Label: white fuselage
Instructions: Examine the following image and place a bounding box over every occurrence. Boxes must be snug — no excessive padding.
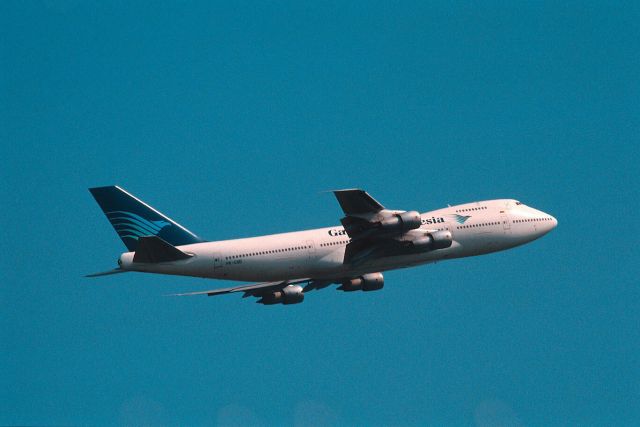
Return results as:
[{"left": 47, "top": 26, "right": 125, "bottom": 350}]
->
[{"left": 119, "top": 199, "right": 557, "bottom": 282}]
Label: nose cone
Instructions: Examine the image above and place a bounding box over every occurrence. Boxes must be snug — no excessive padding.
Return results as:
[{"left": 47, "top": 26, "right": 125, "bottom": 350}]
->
[
  {"left": 529, "top": 207, "right": 557, "bottom": 234},
  {"left": 543, "top": 213, "right": 558, "bottom": 234}
]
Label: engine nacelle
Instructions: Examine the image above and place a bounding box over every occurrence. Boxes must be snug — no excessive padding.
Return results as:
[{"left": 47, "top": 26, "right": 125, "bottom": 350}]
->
[
  {"left": 430, "top": 230, "right": 453, "bottom": 249},
  {"left": 257, "top": 285, "right": 305, "bottom": 305},
  {"left": 338, "top": 272, "right": 384, "bottom": 292},
  {"left": 411, "top": 230, "right": 453, "bottom": 251},
  {"left": 379, "top": 211, "right": 422, "bottom": 233}
]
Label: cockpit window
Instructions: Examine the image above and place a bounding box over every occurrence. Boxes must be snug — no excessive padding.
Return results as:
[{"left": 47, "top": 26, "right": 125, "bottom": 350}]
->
[{"left": 515, "top": 201, "right": 522, "bottom": 205}]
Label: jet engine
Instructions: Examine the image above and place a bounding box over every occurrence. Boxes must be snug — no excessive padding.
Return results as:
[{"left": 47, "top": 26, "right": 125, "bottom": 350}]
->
[
  {"left": 379, "top": 211, "right": 422, "bottom": 233},
  {"left": 338, "top": 272, "right": 384, "bottom": 292},
  {"left": 257, "top": 285, "right": 304, "bottom": 305},
  {"left": 411, "top": 230, "right": 453, "bottom": 251}
]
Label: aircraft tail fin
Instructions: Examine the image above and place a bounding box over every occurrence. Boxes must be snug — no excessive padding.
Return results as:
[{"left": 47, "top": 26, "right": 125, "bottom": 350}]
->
[{"left": 89, "top": 185, "right": 204, "bottom": 251}]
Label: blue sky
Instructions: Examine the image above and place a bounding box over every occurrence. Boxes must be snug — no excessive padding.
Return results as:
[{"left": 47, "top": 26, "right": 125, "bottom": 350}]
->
[{"left": 2, "top": 1, "right": 638, "bottom": 425}]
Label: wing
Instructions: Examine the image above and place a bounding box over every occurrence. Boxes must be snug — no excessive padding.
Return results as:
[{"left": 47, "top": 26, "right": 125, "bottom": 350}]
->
[
  {"left": 332, "top": 189, "right": 385, "bottom": 217},
  {"left": 332, "top": 189, "right": 426, "bottom": 263},
  {"left": 169, "top": 278, "right": 313, "bottom": 298},
  {"left": 332, "top": 189, "right": 422, "bottom": 238}
]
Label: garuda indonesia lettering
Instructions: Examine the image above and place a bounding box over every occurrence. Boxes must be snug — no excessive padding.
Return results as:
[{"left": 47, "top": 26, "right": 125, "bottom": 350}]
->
[
  {"left": 422, "top": 217, "right": 446, "bottom": 224},
  {"left": 87, "top": 186, "right": 557, "bottom": 305}
]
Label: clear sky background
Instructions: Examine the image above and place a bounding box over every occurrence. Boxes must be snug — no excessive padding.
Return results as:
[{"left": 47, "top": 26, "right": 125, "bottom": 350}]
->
[{"left": 2, "top": 1, "right": 638, "bottom": 425}]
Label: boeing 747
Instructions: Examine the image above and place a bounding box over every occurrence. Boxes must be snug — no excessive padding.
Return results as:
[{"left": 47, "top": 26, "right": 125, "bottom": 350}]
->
[{"left": 87, "top": 186, "right": 557, "bottom": 305}]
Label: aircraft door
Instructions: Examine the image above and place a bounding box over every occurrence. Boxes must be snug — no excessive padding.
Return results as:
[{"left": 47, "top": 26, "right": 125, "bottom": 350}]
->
[
  {"left": 213, "top": 253, "right": 225, "bottom": 275},
  {"left": 501, "top": 214, "right": 511, "bottom": 232},
  {"left": 306, "top": 240, "right": 315, "bottom": 259}
]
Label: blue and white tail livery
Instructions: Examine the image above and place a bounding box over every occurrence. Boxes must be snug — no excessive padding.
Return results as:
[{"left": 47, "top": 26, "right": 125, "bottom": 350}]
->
[
  {"left": 87, "top": 186, "right": 557, "bottom": 306},
  {"left": 105, "top": 211, "right": 169, "bottom": 241},
  {"left": 89, "top": 186, "right": 203, "bottom": 251}
]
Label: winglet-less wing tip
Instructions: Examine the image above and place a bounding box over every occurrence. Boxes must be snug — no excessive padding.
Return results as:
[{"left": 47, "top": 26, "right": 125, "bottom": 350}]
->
[
  {"left": 164, "top": 290, "right": 218, "bottom": 297},
  {"left": 325, "top": 188, "right": 362, "bottom": 193}
]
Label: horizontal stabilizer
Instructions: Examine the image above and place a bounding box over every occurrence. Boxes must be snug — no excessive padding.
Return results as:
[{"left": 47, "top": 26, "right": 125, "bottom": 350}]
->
[
  {"left": 133, "top": 236, "right": 193, "bottom": 263},
  {"left": 85, "top": 268, "right": 128, "bottom": 278}
]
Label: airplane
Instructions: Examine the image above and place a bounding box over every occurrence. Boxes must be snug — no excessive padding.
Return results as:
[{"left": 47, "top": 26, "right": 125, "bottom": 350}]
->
[{"left": 87, "top": 186, "right": 557, "bottom": 305}]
